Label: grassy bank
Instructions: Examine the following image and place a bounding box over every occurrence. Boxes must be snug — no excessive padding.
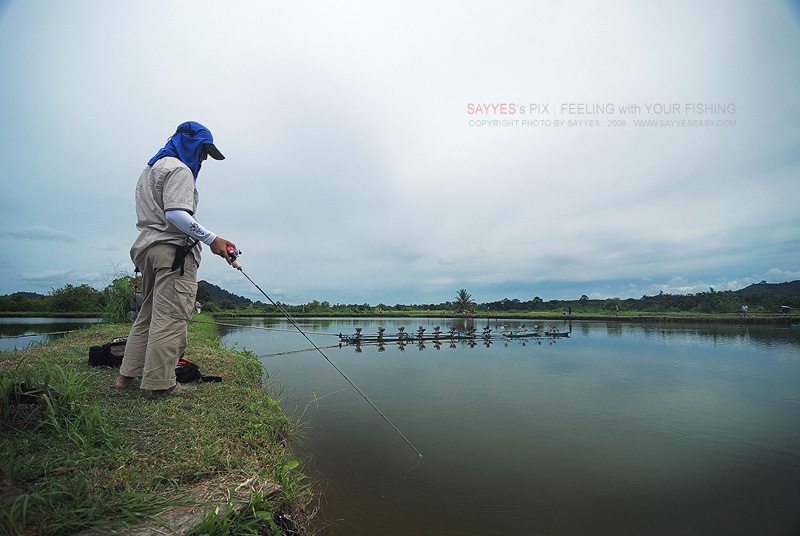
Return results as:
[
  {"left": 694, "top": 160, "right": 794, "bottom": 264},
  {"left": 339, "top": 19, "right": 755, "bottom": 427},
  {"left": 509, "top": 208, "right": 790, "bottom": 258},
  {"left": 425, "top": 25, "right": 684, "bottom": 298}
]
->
[{"left": 0, "top": 315, "right": 312, "bottom": 535}]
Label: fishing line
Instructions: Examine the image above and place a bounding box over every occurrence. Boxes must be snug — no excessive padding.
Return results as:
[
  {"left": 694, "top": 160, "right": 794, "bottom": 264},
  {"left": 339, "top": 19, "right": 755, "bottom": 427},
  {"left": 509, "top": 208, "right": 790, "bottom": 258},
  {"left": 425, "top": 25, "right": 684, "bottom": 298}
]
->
[
  {"left": 258, "top": 345, "right": 341, "bottom": 358},
  {"left": 191, "top": 319, "right": 339, "bottom": 337},
  {"left": 0, "top": 330, "right": 81, "bottom": 339},
  {"left": 301, "top": 387, "right": 351, "bottom": 419},
  {"left": 228, "top": 255, "right": 423, "bottom": 460}
]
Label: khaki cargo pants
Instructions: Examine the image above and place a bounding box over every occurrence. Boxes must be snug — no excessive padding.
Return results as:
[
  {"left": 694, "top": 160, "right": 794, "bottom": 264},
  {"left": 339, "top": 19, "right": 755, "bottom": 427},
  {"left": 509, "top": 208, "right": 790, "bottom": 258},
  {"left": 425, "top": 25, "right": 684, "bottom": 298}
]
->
[{"left": 120, "top": 243, "right": 197, "bottom": 391}]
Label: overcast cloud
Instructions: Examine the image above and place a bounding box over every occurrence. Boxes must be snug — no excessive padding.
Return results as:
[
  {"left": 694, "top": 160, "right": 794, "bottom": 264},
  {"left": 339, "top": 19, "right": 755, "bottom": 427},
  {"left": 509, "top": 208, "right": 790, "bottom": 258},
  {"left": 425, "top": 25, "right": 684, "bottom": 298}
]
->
[{"left": 1, "top": 1, "right": 798, "bottom": 305}]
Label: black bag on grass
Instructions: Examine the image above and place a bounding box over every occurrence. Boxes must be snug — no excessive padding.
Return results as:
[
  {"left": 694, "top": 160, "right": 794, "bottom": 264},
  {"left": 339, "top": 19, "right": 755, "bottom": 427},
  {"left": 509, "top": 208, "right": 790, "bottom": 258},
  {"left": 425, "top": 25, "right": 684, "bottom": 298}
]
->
[
  {"left": 88, "top": 337, "right": 127, "bottom": 367},
  {"left": 88, "top": 339, "right": 222, "bottom": 383},
  {"left": 175, "top": 357, "right": 222, "bottom": 383}
]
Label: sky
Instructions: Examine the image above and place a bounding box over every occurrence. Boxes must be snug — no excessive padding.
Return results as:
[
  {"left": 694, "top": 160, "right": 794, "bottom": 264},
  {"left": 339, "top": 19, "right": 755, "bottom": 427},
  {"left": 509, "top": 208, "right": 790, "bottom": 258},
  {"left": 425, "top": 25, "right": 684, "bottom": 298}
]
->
[{"left": 1, "top": 0, "right": 799, "bottom": 306}]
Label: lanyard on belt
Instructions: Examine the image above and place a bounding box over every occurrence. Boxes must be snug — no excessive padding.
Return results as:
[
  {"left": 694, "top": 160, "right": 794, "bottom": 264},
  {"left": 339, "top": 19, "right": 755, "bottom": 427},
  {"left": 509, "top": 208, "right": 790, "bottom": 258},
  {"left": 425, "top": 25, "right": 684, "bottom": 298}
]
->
[{"left": 171, "top": 239, "right": 199, "bottom": 276}]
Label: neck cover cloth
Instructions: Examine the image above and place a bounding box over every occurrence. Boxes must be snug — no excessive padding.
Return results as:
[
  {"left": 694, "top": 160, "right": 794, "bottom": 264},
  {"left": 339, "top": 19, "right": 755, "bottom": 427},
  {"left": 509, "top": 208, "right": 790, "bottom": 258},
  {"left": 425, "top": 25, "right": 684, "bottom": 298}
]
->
[{"left": 148, "top": 121, "right": 225, "bottom": 180}]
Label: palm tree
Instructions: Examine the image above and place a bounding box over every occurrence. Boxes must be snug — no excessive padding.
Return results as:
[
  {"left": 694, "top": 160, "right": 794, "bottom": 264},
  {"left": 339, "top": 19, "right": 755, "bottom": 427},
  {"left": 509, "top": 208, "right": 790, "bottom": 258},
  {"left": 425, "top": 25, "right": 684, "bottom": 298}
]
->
[{"left": 454, "top": 289, "right": 476, "bottom": 314}]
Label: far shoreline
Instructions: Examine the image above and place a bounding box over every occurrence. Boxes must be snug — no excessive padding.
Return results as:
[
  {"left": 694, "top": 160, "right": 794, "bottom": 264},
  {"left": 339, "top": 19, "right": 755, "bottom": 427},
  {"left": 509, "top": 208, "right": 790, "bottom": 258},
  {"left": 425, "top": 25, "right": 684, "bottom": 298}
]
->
[
  {"left": 211, "top": 312, "right": 800, "bottom": 325},
  {"left": 1, "top": 311, "right": 797, "bottom": 325}
]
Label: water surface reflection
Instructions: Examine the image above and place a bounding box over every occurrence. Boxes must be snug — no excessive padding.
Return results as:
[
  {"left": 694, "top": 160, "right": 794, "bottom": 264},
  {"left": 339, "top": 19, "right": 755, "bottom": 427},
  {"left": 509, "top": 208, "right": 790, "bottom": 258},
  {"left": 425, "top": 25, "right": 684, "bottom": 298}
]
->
[
  {"left": 0, "top": 317, "right": 101, "bottom": 352},
  {"left": 220, "top": 318, "right": 800, "bottom": 536}
]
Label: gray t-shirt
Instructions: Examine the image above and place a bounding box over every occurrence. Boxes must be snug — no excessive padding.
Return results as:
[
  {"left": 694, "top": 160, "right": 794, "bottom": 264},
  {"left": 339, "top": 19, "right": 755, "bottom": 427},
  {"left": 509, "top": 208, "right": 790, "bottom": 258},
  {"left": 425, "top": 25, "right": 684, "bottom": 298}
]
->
[{"left": 130, "top": 157, "right": 202, "bottom": 266}]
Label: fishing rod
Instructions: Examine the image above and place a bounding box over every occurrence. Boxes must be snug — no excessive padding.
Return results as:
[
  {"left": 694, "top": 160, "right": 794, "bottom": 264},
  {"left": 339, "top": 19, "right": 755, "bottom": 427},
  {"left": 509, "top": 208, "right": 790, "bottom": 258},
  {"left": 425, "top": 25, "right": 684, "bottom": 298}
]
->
[{"left": 225, "top": 247, "right": 422, "bottom": 459}]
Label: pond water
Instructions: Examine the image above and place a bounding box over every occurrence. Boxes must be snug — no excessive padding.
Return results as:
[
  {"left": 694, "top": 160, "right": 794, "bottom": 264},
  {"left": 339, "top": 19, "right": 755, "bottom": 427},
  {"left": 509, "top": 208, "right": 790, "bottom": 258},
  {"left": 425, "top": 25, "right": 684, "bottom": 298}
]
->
[
  {"left": 0, "top": 317, "right": 101, "bottom": 352},
  {"left": 219, "top": 317, "right": 800, "bottom": 536}
]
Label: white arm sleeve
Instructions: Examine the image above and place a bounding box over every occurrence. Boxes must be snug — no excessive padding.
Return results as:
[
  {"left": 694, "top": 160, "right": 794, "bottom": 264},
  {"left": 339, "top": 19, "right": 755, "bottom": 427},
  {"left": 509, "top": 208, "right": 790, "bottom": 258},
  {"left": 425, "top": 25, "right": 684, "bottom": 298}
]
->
[{"left": 165, "top": 209, "right": 218, "bottom": 246}]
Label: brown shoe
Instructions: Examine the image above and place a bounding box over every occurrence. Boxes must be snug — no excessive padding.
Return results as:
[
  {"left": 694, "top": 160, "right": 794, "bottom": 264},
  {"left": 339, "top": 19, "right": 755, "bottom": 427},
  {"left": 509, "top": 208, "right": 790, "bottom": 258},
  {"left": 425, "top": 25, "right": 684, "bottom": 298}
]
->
[
  {"left": 148, "top": 382, "right": 194, "bottom": 399},
  {"left": 114, "top": 375, "right": 135, "bottom": 389}
]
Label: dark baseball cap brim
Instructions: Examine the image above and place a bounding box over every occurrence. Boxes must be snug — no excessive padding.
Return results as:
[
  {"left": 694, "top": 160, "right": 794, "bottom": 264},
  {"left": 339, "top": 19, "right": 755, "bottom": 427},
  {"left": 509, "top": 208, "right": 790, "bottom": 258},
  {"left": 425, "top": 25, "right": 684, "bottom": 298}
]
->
[{"left": 204, "top": 143, "right": 225, "bottom": 160}]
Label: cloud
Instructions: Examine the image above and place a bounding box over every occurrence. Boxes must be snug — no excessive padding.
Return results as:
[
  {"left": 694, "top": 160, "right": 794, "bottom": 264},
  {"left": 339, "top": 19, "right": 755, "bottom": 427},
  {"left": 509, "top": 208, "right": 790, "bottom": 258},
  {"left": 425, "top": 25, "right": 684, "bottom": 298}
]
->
[
  {"left": 5, "top": 226, "right": 74, "bottom": 242},
  {"left": 14, "top": 270, "right": 108, "bottom": 295},
  {"left": 19, "top": 269, "right": 74, "bottom": 283},
  {"left": 0, "top": 0, "right": 798, "bottom": 302},
  {"left": 762, "top": 268, "right": 800, "bottom": 283}
]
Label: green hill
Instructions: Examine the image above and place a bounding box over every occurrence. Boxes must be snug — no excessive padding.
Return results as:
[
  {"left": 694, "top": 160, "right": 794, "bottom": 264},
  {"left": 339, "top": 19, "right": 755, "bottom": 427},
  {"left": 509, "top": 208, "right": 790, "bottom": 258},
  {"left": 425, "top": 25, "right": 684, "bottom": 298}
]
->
[
  {"left": 197, "top": 280, "right": 253, "bottom": 306},
  {"left": 740, "top": 280, "right": 800, "bottom": 297}
]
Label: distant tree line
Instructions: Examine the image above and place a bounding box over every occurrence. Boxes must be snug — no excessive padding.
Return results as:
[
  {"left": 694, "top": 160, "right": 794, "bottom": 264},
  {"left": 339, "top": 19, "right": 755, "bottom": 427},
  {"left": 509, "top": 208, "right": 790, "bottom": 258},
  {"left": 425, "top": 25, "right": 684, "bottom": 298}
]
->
[
  {"left": 161, "top": 282, "right": 800, "bottom": 316},
  {"left": 1, "top": 279, "right": 798, "bottom": 318},
  {"left": 480, "top": 288, "right": 800, "bottom": 315},
  {"left": 0, "top": 277, "right": 135, "bottom": 322}
]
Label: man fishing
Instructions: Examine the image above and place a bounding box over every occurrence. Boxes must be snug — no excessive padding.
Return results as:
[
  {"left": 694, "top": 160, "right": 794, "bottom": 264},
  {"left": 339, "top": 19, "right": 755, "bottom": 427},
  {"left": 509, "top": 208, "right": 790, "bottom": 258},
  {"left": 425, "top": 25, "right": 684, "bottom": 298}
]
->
[{"left": 115, "top": 121, "right": 237, "bottom": 398}]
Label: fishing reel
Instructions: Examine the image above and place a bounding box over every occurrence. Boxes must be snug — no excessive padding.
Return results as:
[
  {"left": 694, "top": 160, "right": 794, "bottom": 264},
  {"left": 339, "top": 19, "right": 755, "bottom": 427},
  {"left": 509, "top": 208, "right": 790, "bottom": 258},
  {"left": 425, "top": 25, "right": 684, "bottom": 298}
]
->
[{"left": 226, "top": 245, "right": 241, "bottom": 262}]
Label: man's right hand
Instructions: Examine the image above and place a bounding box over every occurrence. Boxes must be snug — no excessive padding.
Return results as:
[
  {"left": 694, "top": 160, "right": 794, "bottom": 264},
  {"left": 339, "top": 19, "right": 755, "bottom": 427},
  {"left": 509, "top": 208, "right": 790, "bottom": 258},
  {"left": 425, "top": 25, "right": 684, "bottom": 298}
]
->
[{"left": 210, "top": 236, "right": 237, "bottom": 264}]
